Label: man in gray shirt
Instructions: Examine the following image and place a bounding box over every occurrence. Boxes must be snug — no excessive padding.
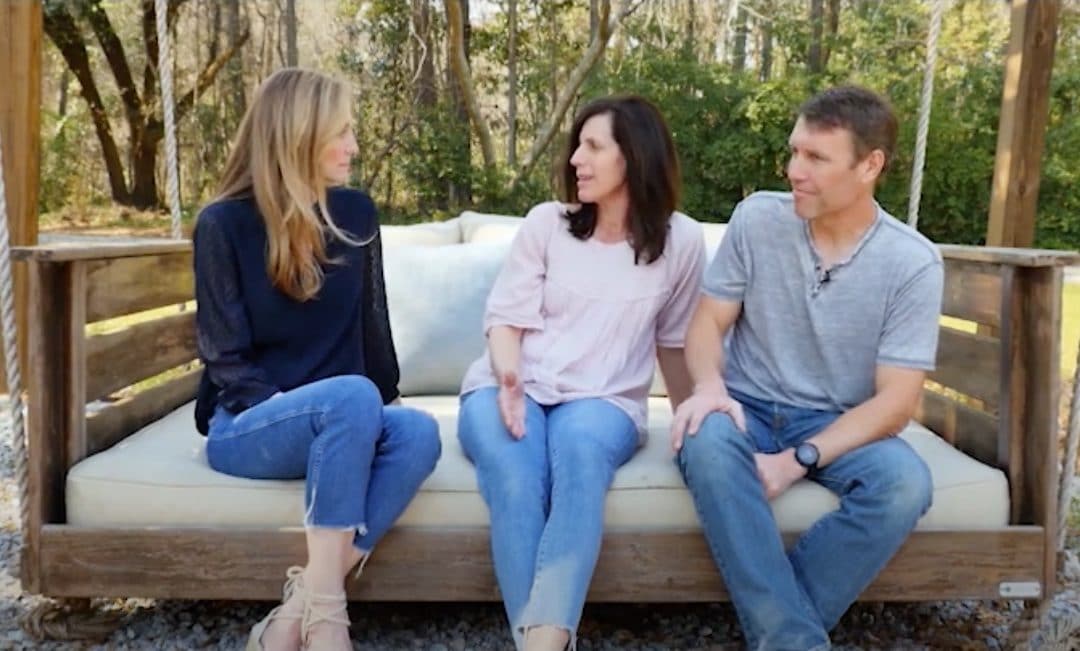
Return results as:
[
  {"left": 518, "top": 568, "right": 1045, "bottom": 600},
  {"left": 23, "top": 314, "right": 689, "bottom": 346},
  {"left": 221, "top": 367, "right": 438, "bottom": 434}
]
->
[{"left": 672, "top": 86, "right": 943, "bottom": 651}]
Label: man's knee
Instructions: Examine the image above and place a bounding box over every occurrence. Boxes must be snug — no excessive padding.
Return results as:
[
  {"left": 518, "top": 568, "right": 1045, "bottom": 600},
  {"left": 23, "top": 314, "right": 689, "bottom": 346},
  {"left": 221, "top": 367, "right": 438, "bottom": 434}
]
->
[
  {"left": 677, "top": 412, "right": 752, "bottom": 485},
  {"left": 866, "top": 441, "right": 934, "bottom": 519}
]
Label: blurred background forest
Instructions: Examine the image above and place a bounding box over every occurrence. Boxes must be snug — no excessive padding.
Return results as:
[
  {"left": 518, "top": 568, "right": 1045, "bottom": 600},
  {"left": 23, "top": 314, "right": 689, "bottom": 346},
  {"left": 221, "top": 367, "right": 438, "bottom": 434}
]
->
[{"left": 36, "top": 0, "right": 1080, "bottom": 249}]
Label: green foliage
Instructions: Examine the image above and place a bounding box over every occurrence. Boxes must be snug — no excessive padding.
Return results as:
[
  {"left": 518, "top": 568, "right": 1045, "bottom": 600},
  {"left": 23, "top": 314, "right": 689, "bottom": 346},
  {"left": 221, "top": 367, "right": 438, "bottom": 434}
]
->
[
  {"left": 39, "top": 107, "right": 106, "bottom": 214},
  {"left": 35, "top": 0, "right": 1080, "bottom": 251}
]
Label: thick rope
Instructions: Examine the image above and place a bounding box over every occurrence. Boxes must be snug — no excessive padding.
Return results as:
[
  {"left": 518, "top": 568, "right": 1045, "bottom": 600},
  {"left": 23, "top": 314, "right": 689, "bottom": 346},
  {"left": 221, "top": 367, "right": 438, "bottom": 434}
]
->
[
  {"left": 1059, "top": 348, "right": 1080, "bottom": 553},
  {"left": 21, "top": 599, "right": 122, "bottom": 642},
  {"left": 155, "top": 0, "right": 183, "bottom": 239},
  {"left": 907, "top": 0, "right": 946, "bottom": 229},
  {"left": 0, "top": 129, "right": 29, "bottom": 540}
]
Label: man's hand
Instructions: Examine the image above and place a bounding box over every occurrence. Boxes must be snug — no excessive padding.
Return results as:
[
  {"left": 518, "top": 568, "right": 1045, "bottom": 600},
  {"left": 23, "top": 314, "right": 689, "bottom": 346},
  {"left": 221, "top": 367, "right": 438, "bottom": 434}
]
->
[
  {"left": 754, "top": 449, "right": 807, "bottom": 500},
  {"left": 497, "top": 370, "right": 526, "bottom": 439},
  {"left": 670, "top": 384, "right": 747, "bottom": 452}
]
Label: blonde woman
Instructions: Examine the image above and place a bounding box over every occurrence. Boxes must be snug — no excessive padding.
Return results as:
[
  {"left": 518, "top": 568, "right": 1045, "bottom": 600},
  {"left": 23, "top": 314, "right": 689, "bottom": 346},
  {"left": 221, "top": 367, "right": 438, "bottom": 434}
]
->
[{"left": 193, "top": 68, "right": 441, "bottom": 651}]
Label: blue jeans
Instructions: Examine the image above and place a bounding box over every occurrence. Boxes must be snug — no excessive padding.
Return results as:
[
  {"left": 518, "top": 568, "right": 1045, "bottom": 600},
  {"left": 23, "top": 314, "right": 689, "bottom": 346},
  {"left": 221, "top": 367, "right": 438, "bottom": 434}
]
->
[
  {"left": 677, "top": 389, "right": 932, "bottom": 651},
  {"left": 458, "top": 387, "right": 638, "bottom": 650},
  {"left": 206, "top": 375, "right": 441, "bottom": 552}
]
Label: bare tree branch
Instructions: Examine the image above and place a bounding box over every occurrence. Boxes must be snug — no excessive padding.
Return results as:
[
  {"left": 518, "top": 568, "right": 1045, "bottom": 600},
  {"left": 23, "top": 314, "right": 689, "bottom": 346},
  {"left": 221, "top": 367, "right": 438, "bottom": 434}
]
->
[
  {"left": 80, "top": 0, "right": 141, "bottom": 124},
  {"left": 513, "top": 0, "right": 641, "bottom": 185},
  {"left": 42, "top": 2, "right": 129, "bottom": 202},
  {"left": 444, "top": 0, "right": 496, "bottom": 170},
  {"left": 173, "top": 29, "right": 251, "bottom": 120}
]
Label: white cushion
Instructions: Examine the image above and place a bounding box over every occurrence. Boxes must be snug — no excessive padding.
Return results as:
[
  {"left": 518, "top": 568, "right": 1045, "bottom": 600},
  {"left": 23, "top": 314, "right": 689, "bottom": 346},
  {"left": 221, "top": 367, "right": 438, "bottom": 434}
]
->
[
  {"left": 382, "top": 242, "right": 510, "bottom": 395},
  {"left": 458, "top": 211, "right": 523, "bottom": 244},
  {"left": 701, "top": 222, "right": 727, "bottom": 264},
  {"left": 380, "top": 221, "right": 462, "bottom": 247},
  {"left": 67, "top": 398, "right": 1010, "bottom": 532}
]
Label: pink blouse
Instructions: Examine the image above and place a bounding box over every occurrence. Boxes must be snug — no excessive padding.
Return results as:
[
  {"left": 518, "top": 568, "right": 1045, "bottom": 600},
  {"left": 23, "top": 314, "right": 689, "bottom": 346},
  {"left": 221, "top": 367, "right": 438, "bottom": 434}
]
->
[{"left": 460, "top": 201, "right": 706, "bottom": 435}]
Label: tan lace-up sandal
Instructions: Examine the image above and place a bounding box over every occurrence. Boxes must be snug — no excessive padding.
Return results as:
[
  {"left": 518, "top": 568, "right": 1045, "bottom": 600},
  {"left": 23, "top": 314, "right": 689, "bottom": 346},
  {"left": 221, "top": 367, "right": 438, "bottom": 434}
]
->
[
  {"left": 300, "top": 588, "right": 350, "bottom": 650},
  {"left": 246, "top": 565, "right": 306, "bottom": 651}
]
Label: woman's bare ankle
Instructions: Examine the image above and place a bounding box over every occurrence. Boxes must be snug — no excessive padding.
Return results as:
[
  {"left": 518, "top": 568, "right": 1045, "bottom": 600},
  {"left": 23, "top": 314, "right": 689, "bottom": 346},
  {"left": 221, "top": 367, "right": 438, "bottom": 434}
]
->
[
  {"left": 304, "top": 620, "right": 351, "bottom": 650},
  {"left": 260, "top": 616, "right": 301, "bottom": 651},
  {"left": 523, "top": 625, "right": 570, "bottom": 651}
]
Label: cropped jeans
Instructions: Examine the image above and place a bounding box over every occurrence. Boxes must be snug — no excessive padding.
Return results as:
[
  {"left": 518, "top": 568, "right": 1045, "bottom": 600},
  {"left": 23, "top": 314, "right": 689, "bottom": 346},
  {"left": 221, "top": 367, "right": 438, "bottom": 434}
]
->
[
  {"left": 458, "top": 387, "right": 638, "bottom": 650},
  {"left": 206, "top": 375, "right": 441, "bottom": 552},
  {"left": 677, "top": 388, "right": 933, "bottom": 651}
]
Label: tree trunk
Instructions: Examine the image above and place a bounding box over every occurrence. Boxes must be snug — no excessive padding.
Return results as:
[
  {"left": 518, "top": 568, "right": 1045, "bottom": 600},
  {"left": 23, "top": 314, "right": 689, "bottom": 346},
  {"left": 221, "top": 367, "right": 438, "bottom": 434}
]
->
[
  {"left": 43, "top": 3, "right": 130, "bottom": 203},
  {"left": 507, "top": 0, "right": 518, "bottom": 168},
  {"left": 684, "top": 0, "right": 697, "bottom": 60},
  {"left": 130, "top": 121, "right": 160, "bottom": 209},
  {"left": 226, "top": 0, "right": 245, "bottom": 121},
  {"left": 808, "top": 0, "right": 824, "bottom": 73},
  {"left": 58, "top": 68, "right": 70, "bottom": 116},
  {"left": 590, "top": 0, "right": 599, "bottom": 42},
  {"left": 514, "top": 0, "right": 640, "bottom": 186},
  {"left": 413, "top": 0, "right": 437, "bottom": 107},
  {"left": 760, "top": 11, "right": 773, "bottom": 81},
  {"left": 285, "top": 0, "right": 297, "bottom": 66},
  {"left": 732, "top": 4, "right": 748, "bottom": 71},
  {"left": 823, "top": 0, "right": 840, "bottom": 70},
  {"left": 444, "top": 0, "right": 476, "bottom": 204},
  {"left": 46, "top": 0, "right": 244, "bottom": 208}
]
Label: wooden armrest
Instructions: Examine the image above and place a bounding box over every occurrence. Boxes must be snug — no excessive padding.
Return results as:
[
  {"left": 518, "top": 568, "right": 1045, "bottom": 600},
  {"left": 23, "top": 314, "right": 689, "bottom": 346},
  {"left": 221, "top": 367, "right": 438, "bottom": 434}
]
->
[
  {"left": 13, "top": 237, "right": 191, "bottom": 262},
  {"left": 939, "top": 244, "right": 1080, "bottom": 267}
]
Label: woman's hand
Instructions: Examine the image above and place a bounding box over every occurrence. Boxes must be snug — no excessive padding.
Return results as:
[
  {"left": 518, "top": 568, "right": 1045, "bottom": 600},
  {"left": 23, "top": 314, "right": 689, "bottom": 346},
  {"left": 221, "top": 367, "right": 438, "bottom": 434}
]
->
[{"left": 497, "top": 370, "right": 526, "bottom": 439}]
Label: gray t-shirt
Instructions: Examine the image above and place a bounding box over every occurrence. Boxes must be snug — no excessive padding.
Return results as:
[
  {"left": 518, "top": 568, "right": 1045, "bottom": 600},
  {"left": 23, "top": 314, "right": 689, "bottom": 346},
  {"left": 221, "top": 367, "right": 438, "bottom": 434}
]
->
[{"left": 703, "top": 191, "right": 944, "bottom": 412}]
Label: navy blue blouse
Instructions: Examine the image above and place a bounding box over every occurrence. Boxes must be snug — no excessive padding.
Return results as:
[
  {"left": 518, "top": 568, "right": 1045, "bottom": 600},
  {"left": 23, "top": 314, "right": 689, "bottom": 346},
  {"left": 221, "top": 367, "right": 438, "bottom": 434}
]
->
[{"left": 193, "top": 187, "right": 399, "bottom": 435}]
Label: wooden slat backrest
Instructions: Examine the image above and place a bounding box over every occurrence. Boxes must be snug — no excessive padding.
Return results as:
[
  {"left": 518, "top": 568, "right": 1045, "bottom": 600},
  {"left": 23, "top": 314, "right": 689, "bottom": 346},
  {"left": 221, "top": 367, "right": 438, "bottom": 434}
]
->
[
  {"left": 84, "top": 311, "right": 196, "bottom": 402},
  {"left": 84, "top": 252, "right": 192, "bottom": 322},
  {"left": 923, "top": 258, "right": 1004, "bottom": 471}
]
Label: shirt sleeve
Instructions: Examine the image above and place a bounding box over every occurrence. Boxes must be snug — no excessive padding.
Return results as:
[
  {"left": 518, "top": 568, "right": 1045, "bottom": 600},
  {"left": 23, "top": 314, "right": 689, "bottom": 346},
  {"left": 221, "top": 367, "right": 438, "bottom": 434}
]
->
[
  {"left": 702, "top": 201, "right": 751, "bottom": 302},
  {"left": 362, "top": 228, "right": 402, "bottom": 404},
  {"left": 877, "top": 260, "right": 945, "bottom": 370},
  {"left": 656, "top": 220, "right": 707, "bottom": 348},
  {"left": 482, "top": 203, "right": 556, "bottom": 333},
  {"left": 193, "top": 210, "right": 280, "bottom": 412}
]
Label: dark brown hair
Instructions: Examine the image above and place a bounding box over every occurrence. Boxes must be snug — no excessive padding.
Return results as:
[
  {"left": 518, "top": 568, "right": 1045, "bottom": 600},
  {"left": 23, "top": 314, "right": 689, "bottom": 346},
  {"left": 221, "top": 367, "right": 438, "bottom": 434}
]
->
[
  {"left": 560, "top": 95, "right": 681, "bottom": 264},
  {"left": 798, "top": 85, "right": 899, "bottom": 174}
]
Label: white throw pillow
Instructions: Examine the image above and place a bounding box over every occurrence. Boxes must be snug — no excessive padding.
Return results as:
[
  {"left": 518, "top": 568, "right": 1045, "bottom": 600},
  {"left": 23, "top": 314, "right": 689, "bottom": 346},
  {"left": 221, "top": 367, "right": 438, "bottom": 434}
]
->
[
  {"left": 380, "top": 220, "right": 462, "bottom": 247},
  {"left": 459, "top": 211, "right": 523, "bottom": 243},
  {"left": 383, "top": 241, "right": 510, "bottom": 395}
]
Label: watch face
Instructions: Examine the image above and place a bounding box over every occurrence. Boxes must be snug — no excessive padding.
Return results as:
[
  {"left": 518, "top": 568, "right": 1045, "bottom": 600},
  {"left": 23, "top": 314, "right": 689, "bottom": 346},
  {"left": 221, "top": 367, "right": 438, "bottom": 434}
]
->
[{"left": 796, "top": 443, "right": 819, "bottom": 467}]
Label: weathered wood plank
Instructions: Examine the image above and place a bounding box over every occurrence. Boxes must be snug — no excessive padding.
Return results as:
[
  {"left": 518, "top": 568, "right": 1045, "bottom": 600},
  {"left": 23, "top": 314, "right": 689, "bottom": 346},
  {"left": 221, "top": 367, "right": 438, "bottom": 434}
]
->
[
  {"left": 985, "top": 0, "right": 1060, "bottom": 249},
  {"left": 23, "top": 262, "right": 81, "bottom": 593},
  {"left": 65, "top": 263, "right": 88, "bottom": 470},
  {"left": 12, "top": 239, "right": 191, "bottom": 262},
  {"left": 85, "top": 252, "right": 193, "bottom": 322},
  {"left": 86, "top": 368, "right": 201, "bottom": 459},
  {"left": 941, "top": 259, "right": 1002, "bottom": 328},
  {"left": 85, "top": 311, "right": 197, "bottom": 402},
  {"left": 1017, "top": 266, "right": 1063, "bottom": 594},
  {"left": 939, "top": 245, "right": 1079, "bottom": 268},
  {"left": 36, "top": 527, "right": 1046, "bottom": 602},
  {"left": 917, "top": 391, "right": 998, "bottom": 468},
  {"left": 930, "top": 328, "right": 1000, "bottom": 409},
  {"left": 0, "top": 0, "right": 43, "bottom": 393}
]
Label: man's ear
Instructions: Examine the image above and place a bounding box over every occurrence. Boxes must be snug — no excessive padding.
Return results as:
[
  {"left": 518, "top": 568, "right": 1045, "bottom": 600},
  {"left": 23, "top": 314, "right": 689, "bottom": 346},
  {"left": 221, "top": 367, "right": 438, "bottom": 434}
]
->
[{"left": 859, "top": 149, "right": 886, "bottom": 184}]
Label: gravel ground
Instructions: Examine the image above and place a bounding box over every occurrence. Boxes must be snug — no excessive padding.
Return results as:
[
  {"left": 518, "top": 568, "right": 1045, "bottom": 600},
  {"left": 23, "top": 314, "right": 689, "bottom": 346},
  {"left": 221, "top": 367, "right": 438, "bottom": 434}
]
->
[{"left": 1, "top": 400, "right": 1078, "bottom": 650}]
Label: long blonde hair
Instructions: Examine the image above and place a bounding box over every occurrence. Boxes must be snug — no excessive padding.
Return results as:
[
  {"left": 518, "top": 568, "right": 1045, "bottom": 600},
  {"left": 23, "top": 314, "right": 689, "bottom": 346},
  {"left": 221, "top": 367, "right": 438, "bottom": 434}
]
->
[{"left": 215, "top": 68, "right": 366, "bottom": 301}]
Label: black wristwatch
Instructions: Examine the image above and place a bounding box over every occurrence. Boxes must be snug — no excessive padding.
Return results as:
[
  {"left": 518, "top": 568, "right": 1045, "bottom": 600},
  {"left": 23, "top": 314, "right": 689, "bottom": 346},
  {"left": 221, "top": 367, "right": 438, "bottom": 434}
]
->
[{"left": 794, "top": 442, "right": 820, "bottom": 473}]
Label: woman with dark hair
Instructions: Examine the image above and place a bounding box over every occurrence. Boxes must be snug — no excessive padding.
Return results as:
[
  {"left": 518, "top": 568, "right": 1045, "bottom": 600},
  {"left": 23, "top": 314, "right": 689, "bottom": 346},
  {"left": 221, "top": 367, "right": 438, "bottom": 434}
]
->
[{"left": 457, "top": 95, "right": 706, "bottom": 651}]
